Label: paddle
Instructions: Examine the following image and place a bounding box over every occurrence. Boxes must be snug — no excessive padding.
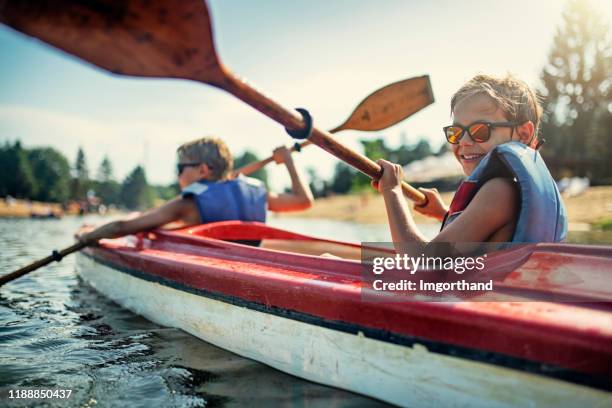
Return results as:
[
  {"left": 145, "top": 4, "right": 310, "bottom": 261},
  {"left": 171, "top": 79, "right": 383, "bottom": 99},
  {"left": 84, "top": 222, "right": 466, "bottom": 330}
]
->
[
  {"left": 0, "top": 0, "right": 429, "bottom": 204},
  {"left": 0, "top": 242, "right": 88, "bottom": 287},
  {"left": 232, "top": 75, "right": 434, "bottom": 177}
]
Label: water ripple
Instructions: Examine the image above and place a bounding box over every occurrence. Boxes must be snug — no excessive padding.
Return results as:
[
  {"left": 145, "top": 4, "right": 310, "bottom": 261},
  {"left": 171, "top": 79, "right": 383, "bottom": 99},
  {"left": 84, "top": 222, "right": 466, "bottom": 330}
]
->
[{"left": 0, "top": 216, "right": 386, "bottom": 407}]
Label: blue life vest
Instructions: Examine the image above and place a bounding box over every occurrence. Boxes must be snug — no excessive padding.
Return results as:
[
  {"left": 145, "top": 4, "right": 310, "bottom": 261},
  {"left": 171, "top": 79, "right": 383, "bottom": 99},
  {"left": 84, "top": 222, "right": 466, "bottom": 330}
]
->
[
  {"left": 181, "top": 175, "right": 267, "bottom": 223},
  {"left": 441, "top": 142, "right": 567, "bottom": 243}
]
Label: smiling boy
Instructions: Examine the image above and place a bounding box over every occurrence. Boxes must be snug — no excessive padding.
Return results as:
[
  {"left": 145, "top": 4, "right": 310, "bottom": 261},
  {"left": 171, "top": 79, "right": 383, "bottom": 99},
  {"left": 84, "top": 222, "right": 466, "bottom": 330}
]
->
[
  {"left": 78, "top": 137, "right": 313, "bottom": 243},
  {"left": 374, "top": 74, "right": 567, "bottom": 250}
]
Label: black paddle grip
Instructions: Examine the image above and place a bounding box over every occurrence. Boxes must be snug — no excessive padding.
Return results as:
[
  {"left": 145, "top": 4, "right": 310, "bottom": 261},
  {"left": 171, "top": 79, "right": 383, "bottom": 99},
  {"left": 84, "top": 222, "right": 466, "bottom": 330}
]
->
[{"left": 285, "top": 108, "right": 313, "bottom": 140}]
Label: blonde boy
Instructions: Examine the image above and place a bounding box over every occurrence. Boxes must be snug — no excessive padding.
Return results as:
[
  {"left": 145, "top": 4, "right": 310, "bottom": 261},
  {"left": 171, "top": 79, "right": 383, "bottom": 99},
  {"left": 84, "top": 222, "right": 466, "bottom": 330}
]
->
[
  {"left": 374, "top": 74, "right": 567, "bottom": 251},
  {"left": 79, "top": 137, "right": 313, "bottom": 243}
]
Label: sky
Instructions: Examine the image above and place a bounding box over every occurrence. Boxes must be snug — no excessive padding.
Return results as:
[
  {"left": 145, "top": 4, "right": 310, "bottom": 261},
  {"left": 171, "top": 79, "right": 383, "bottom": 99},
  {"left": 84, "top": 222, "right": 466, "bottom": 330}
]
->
[{"left": 1, "top": 0, "right": 611, "bottom": 191}]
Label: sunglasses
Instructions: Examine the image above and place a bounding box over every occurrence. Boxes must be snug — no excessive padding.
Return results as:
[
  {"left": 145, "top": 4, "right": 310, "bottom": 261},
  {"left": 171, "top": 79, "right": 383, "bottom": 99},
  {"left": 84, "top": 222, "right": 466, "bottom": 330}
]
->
[
  {"left": 176, "top": 162, "right": 200, "bottom": 175},
  {"left": 443, "top": 121, "right": 517, "bottom": 144}
]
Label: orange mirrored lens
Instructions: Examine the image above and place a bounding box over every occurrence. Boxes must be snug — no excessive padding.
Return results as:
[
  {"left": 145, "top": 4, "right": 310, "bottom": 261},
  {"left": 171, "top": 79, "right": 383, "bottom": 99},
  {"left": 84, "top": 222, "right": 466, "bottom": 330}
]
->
[
  {"left": 469, "top": 123, "right": 490, "bottom": 142},
  {"left": 445, "top": 126, "right": 463, "bottom": 143}
]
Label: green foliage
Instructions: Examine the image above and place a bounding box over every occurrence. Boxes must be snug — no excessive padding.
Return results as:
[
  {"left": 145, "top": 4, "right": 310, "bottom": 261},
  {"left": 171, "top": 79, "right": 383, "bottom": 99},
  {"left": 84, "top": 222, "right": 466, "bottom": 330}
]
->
[
  {"left": 349, "top": 139, "right": 393, "bottom": 191},
  {"left": 394, "top": 139, "right": 432, "bottom": 165},
  {"left": 93, "top": 156, "right": 120, "bottom": 205},
  {"left": 153, "top": 183, "right": 180, "bottom": 201},
  {"left": 329, "top": 137, "right": 434, "bottom": 194},
  {"left": 234, "top": 150, "right": 269, "bottom": 187},
  {"left": 26, "top": 147, "right": 71, "bottom": 203},
  {"left": 93, "top": 180, "right": 121, "bottom": 205},
  {"left": 97, "top": 156, "right": 114, "bottom": 182},
  {"left": 330, "top": 162, "right": 355, "bottom": 194},
  {"left": 592, "top": 218, "right": 612, "bottom": 231},
  {"left": 0, "top": 143, "right": 170, "bottom": 210},
  {"left": 539, "top": 0, "right": 612, "bottom": 184},
  {"left": 70, "top": 147, "right": 90, "bottom": 199},
  {"left": 306, "top": 167, "right": 329, "bottom": 198},
  {"left": 120, "top": 165, "right": 154, "bottom": 210},
  {"left": 0, "top": 141, "right": 36, "bottom": 199}
]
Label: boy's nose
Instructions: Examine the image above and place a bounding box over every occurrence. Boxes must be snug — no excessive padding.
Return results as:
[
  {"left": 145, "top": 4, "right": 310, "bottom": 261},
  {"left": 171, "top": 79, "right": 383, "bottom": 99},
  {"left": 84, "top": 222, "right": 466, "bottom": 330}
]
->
[{"left": 458, "top": 133, "right": 474, "bottom": 146}]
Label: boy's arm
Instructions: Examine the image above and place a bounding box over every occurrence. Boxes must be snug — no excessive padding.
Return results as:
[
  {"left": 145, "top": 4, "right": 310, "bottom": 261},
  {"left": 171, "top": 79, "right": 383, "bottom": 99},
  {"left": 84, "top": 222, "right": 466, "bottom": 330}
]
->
[
  {"left": 267, "top": 146, "right": 314, "bottom": 212},
  {"left": 376, "top": 159, "right": 517, "bottom": 252},
  {"left": 375, "top": 160, "right": 429, "bottom": 253},
  {"left": 433, "top": 177, "right": 518, "bottom": 243},
  {"left": 78, "top": 197, "right": 199, "bottom": 243}
]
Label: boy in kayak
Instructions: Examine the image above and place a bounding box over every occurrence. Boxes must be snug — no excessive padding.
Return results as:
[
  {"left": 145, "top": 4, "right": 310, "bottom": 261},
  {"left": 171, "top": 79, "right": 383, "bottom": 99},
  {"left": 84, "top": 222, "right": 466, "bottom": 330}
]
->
[
  {"left": 373, "top": 74, "right": 567, "bottom": 250},
  {"left": 78, "top": 137, "right": 313, "bottom": 243}
]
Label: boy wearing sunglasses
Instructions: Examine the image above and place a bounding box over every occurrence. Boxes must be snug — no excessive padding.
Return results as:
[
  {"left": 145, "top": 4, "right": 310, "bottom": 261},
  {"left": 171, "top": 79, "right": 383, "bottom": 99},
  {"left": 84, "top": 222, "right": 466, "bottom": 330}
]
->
[
  {"left": 78, "top": 137, "right": 313, "bottom": 243},
  {"left": 374, "top": 74, "right": 567, "bottom": 249}
]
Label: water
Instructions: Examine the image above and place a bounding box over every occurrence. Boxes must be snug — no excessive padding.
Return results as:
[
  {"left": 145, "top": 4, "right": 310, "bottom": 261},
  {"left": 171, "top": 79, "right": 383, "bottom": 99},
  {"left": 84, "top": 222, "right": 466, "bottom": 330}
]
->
[
  {"left": 0, "top": 216, "right": 388, "bottom": 407},
  {"left": 268, "top": 215, "right": 441, "bottom": 241},
  {"left": 1, "top": 216, "right": 608, "bottom": 407}
]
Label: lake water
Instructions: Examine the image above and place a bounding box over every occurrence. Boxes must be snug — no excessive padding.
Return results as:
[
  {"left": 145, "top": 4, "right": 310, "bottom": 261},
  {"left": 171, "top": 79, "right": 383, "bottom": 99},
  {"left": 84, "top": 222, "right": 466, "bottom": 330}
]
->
[
  {"left": 0, "top": 216, "right": 608, "bottom": 407},
  {"left": 1, "top": 216, "right": 395, "bottom": 407}
]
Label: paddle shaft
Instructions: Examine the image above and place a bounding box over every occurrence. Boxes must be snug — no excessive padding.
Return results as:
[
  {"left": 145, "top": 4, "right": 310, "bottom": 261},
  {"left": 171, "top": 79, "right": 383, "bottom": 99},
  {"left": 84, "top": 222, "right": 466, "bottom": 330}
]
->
[
  {"left": 0, "top": 241, "right": 88, "bottom": 287},
  {"left": 233, "top": 140, "right": 315, "bottom": 177},
  {"left": 211, "top": 71, "right": 427, "bottom": 204}
]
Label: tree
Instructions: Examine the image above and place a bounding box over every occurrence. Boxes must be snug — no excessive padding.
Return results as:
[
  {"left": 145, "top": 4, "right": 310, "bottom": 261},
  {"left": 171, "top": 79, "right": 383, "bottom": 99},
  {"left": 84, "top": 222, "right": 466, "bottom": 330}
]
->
[
  {"left": 94, "top": 156, "right": 120, "bottom": 205},
  {"left": 233, "top": 150, "right": 269, "bottom": 186},
  {"left": 351, "top": 139, "right": 393, "bottom": 190},
  {"left": 70, "top": 147, "right": 90, "bottom": 199},
  {"left": 119, "top": 165, "right": 153, "bottom": 210},
  {"left": 94, "top": 179, "right": 120, "bottom": 206},
  {"left": 27, "top": 147, "right": 71, "bottom": 203},
  {"left": 152, "top": 183, "right": 180, "bottom": 201},
  {"left": 539, "top": 0, "right": 612, "bottom": 183},
  {"left": 330, "top": 162, "right": 355, "bottom": 194},
  {"left": 0, "top": 141, "right": 36, "bottom": 199},
  {"left": 306, "top": 167, "right": 328, "bottom": 198},
  {"left": 97, "top": 156, "right": 114, "bottom": 182}
]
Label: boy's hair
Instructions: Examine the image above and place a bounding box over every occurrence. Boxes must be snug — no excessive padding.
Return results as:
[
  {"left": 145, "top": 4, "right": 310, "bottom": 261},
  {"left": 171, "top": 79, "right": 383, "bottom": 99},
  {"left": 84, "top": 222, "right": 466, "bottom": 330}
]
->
[
  {"left": 451, "top": 74, "right": 543, "bottom": 142},
  {"left": 177, "top": 137, "right": 233, "bottom": 180}
]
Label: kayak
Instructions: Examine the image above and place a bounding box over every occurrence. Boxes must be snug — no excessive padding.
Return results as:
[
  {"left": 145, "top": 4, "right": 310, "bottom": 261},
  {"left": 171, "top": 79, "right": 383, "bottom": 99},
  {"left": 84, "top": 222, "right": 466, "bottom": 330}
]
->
[{"left": 75, "top": 221, "right": 612, "bottom": 407}]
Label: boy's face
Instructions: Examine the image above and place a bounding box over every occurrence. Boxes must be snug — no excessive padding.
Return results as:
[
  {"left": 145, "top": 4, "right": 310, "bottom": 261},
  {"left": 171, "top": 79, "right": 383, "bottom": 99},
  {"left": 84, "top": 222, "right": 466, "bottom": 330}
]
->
[
  {"left": 177, "top": 156, "right": 211, "bottom": 189},
  {"left": 178, "top": 165, "right": 201, "bottom": 189},
  {"left": 450, "top": 94, "right": 517, "bottom": 176}
]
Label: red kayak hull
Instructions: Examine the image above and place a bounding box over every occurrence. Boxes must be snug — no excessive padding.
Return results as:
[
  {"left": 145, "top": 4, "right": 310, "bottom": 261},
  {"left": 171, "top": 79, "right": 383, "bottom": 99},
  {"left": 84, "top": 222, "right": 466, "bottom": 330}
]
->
[{"left": 82, "top": 221, "right": 612, "bottom": 390}]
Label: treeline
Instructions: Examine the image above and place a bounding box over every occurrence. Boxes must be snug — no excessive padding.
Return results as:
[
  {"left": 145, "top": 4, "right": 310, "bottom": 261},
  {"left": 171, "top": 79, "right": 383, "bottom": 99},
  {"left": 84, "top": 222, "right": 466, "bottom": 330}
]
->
[
  {"left": 308, "top": 138, "right": 446, "bottom": 197},
  {"left": 539, "top": 0, "right": 611, "bottom": 184},
  {"left": 0, "top": 142, "right": 178, "bottom": 210},
  {"left": 0, "top": 141, "right": 271, "bottom": 210}
]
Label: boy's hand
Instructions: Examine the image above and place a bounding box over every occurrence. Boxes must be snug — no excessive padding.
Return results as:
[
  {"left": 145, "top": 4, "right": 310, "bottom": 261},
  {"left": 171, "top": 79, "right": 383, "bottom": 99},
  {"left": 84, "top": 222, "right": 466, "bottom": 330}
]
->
[
  {"left": 75, "top": 224, "right": 98, "bottom": 244},
  {"left": 413, "top": 187, "right": 449, "bottom": 221},
  {"left": 371, "top": 159, "right": 404, "bottom": 193},
  {"left": 272, "top": 146, "right": 293, "bottom": 165}
]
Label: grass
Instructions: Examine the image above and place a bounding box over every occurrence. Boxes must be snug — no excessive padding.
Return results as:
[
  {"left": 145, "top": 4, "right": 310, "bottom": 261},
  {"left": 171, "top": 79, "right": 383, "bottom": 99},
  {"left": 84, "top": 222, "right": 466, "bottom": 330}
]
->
[{"left": 592, "top": 218, "right": 612, "bottom": 231}]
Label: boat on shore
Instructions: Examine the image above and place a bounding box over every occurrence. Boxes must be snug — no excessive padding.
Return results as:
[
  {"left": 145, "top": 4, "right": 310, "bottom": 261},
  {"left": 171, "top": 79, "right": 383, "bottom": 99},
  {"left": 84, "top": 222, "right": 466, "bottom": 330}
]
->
[{"left": 76, "top": 221, "right": 612, "bottom": 407}]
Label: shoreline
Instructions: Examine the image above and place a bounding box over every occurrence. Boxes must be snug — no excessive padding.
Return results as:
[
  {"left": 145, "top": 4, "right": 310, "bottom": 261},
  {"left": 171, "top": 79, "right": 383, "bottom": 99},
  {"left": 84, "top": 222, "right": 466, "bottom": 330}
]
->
[
  {"left": 275, "top": 186, "right": 612, "bottom": 230},
  {"left": 3, "top": 186, "right": 611, "bottom": 231}
]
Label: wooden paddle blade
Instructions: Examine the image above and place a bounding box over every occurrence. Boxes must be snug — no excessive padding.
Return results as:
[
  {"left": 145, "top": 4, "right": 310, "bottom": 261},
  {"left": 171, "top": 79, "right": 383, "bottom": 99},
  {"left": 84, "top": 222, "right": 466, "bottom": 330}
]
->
[
  {"left": 0, "top": 0, "right": 226, "bottom": 84},
  {"left": 331, "top": 75, "right": 434, "bottom": 133}
]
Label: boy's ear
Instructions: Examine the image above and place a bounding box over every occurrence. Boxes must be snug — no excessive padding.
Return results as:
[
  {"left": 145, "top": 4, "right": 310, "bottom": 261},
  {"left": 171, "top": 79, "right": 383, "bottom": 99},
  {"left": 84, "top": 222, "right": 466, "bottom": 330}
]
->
[
  {"left": 515, "top": 121, "right": 535, "bottom": 145},
  {"left": 198, "top": 164, "right": 211, "bottom": 179}
]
